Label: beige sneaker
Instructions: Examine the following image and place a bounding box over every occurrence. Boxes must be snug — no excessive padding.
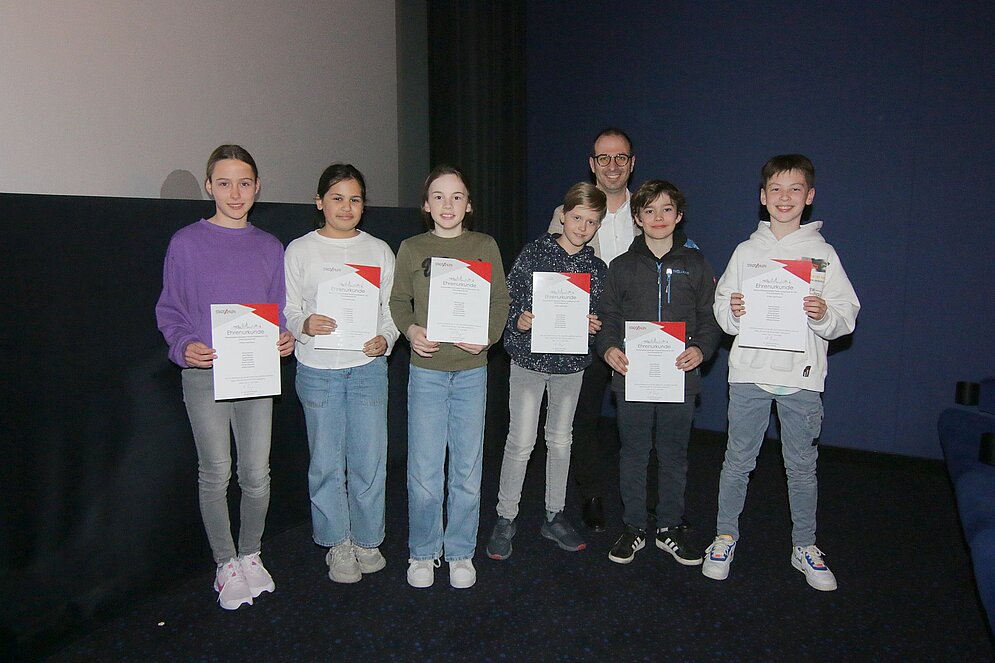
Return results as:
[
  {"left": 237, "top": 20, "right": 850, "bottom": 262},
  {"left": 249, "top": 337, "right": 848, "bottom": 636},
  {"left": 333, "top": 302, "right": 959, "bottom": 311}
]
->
[
  {"left": 355, "top": 545, "right": 386, "bottom": 574},
  {"left": 326, "top": 543, "right": 361, "bottom": 583}
]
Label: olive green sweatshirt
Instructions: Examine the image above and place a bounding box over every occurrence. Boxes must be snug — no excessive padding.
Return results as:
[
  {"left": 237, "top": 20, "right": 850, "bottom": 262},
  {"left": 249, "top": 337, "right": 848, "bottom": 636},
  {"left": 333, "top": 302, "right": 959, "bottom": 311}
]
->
[{"left": 389, "top": 230, "right": 510, "bottom": 371}]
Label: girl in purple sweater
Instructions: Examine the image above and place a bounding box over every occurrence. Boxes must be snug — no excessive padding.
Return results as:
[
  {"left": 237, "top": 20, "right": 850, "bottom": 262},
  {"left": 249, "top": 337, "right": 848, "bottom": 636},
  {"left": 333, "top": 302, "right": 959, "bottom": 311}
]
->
[{"left": 155, "top": 145, "right": 294, "bottom": 610}]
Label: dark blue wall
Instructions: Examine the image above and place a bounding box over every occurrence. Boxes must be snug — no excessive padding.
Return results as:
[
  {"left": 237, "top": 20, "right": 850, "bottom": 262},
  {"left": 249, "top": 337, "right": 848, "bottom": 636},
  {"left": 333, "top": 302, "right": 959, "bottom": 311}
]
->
[{"left": 525, "top": 1, "right": 994, "bottom": 457}]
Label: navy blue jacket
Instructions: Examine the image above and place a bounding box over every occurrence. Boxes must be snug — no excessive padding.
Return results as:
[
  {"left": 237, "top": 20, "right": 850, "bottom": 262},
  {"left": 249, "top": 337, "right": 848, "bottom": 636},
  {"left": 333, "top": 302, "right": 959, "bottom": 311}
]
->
[
  {"left": 596, "top": 227, "right": 721, "bottom": 396},
  {"left": 504, "top": 233, "right": 608, "bottom": 374}
]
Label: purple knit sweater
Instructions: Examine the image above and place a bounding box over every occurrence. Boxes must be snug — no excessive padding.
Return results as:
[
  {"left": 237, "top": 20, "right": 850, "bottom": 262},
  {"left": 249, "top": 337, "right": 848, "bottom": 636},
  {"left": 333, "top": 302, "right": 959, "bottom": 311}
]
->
[{"left": 156, "top": 219, "right": 287, "bottom": 368}]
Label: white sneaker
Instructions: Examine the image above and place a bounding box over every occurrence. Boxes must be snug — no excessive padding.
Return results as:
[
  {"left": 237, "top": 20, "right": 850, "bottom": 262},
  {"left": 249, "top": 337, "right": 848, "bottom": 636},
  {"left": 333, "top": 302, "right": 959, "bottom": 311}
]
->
[
  {"left": 407, "top": 558, "right": 440, "bottom": 588},
  {"left": 239, "top": 552, "right": 275, "bottom": 598},
  {"left": 702, "top": 536, "right": 736, "bottom": 581},
  {"left": 355, "top": 546, "right": 387, "bottom": 574},
  {"left": 214, "top": 558, "right": 252, "bottom": 610},
  {"left": 326, "top": 543, "right": 361, "bottom": 584},
  {"left": 791, "top": 545, "right": 838, "bottom": 591},
  {"left": 449, "top": 559, "right": 476, "bottom": 589}
]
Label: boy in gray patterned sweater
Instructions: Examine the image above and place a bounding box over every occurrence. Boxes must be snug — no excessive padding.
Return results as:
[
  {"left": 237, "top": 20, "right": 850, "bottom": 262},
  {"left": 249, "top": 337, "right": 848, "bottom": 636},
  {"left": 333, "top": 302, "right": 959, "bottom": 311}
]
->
[{"left": 486, "top": 183, "right": 609, "bottom": 560}]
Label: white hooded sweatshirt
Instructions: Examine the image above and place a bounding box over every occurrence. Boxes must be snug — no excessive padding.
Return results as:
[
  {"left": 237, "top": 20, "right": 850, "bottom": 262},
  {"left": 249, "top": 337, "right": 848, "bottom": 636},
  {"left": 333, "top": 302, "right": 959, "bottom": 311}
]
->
[{"left": 714, "top": 221, "right": 860, "bottom": 392}]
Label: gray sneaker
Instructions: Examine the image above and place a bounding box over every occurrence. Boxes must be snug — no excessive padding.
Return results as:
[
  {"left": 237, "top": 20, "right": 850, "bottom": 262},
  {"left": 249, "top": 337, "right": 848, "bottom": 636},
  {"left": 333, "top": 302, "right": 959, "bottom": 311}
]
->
[
  {"left": 486, "top": 517, "right": 516, "bottom": 560},
  {"left": 326, "top": 543, "right": 361, "bottom": 583},
  {"left": 354, "top": 545, "right": 386, "bottom": 574},
  {"left": 540, "top": 511, "right": 587, "bottom": 552}
]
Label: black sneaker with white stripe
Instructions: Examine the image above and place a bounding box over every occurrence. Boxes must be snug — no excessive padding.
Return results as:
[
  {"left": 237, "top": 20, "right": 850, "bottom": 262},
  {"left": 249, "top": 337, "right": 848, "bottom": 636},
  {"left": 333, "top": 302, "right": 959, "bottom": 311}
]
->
[
  {"left": 608, "top": 525, "right": 646, "bottom": 564},
  {"left": 655, "top": 524, "right": 703, "bottom": 566}
]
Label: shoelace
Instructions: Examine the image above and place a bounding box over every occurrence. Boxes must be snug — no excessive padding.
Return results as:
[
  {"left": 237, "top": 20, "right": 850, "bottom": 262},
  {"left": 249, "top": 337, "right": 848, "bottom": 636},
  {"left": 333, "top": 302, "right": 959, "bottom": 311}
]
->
[
  {"left": 242, "top": 553, "right": 263, "bottom": 575},
  {"left": 799, "top": 545, "right": 827, "bottom": 567},
  {"left": 332, "top": 544, "right": 356, "bottom": 565},
  {"left": 409, "top": 558, "right": 441, "bottom": 570},
  {"left": 219, "top": 559, "right": 243, "bottom": 587}
]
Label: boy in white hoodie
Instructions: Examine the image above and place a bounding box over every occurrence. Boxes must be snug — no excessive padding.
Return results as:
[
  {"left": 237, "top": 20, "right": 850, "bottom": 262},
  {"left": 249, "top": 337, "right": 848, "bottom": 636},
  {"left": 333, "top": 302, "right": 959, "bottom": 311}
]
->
[{"left": 702, "top": 155, "right": 859, "bottom": 591}]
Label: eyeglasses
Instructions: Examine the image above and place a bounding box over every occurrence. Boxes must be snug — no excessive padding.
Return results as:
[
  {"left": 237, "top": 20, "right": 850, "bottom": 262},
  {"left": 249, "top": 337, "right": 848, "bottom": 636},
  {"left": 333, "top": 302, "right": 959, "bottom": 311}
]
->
[{"left": 593, "top": 153, "right": 631, "bottom": 167}]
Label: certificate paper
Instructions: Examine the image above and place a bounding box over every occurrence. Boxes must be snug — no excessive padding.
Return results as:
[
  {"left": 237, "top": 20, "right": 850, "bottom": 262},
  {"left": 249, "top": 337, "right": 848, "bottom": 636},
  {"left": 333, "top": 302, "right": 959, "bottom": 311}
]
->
[
  {"left": 530, "top": 272, "right": 590, "bottom": 354},
  {"left": 314, "top": 263, "right": 381, "bottom": 351},
  {"left": 426, "top": 257, "right": 492, "bottom": 344},
  {"left": 738, "top": 259, "right": 813, "bottom": 352},
  {"left": 624, "top": 321, "right": 685, "bottom": 403},
  {"left": 211, "top": 304, "right": 281, "bottom": 400}
]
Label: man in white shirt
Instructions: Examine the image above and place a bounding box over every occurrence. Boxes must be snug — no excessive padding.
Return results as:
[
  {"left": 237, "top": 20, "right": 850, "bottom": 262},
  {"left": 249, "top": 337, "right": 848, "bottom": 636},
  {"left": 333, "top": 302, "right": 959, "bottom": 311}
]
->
[
  {"left": 546, "top": 128, "right": 638, "bottom": 531},
  {"left": 547, "top": 128, "right": 638, "bottom": 263}
]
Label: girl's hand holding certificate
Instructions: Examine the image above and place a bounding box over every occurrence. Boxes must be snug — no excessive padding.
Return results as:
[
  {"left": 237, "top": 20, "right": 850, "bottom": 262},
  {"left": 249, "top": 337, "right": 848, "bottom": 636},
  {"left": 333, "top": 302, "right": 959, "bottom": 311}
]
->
[
  {"left": 278, "top": 331, "right": 295, "bottom": 357},
  {"left": 363, "top": 335, "right": 388, "bottom": 357},
  {"left": 185, "top": 341, "right": 217, "bottom": 368},
  {"left": 303, "top": 313, "right": 337, "bottom": 336},
  {"left": 406, "top": 324, "right": 440, "bottom": 358}
]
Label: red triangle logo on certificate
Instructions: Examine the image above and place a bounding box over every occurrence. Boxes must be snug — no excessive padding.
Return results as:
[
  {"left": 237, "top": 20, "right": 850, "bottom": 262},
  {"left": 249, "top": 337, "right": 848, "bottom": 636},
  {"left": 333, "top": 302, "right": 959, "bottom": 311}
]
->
[
  {"left": 773, "top": 259, "right": 813, "bottom": 283},
  {"left": 562, "top": 272, "right": 591, "bottom": 293},
  {"left": 651, "top": 321, "right": 685, "bottom": 343},
  {"left": 347, "top": 264, "right": 381, "bottom": 288},
  {"left": 248, "top": 303, "right": 279, "bottom": 326},
  {"left": 463, "top": 259, "right": 492, "bottom": 282}
]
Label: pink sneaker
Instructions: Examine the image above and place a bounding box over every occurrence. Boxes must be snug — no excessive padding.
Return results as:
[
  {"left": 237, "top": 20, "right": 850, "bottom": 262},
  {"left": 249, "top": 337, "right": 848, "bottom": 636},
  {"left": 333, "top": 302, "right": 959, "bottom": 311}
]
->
[
  {"left": 240, "top": 552, "right": 275, "bottom": 598},
  {"left": 214, "top": 558, "right": 252, "bottom": 609}
]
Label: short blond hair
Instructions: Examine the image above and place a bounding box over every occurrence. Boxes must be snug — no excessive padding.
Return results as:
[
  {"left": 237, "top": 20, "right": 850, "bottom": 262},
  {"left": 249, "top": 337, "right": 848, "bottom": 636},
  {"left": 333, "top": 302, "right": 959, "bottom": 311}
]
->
[{"left": 562, "top": 182, "right": 607, "bottom": 219}]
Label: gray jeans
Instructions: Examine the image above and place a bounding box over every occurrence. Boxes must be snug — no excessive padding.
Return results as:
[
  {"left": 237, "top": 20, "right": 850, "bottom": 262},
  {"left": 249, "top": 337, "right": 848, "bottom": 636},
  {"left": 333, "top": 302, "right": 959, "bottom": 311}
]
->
[
  {"left": 496, "top": 363, "right": 583, "bottom": 520},
  {"left": 716, "top": 383, "right": 823, "bottom": 546},
  {"left": 182, "top": 368, "right": 272, "bottom": 563}
]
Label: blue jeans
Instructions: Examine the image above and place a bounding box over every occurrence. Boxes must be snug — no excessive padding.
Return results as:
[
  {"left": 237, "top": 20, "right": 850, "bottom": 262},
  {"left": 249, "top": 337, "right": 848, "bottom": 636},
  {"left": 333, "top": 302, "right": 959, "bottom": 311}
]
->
[
  {"left": 407, "top": 364, "right": 487, "bottom": 562},
  {"left": 716, "top": 383, "right": 823, "bottom": 546},
  {"left": 616, "top": 398, "right": 695, "bottom": 530},
  {"left": 496, "top": 363, "right": 583, "bottom": 520},
  {"left": 296, "top": 359, "right": 388, "bottom": 548},
  {"left": 182, "top": 368, "right": 271, "bottom": 564}
]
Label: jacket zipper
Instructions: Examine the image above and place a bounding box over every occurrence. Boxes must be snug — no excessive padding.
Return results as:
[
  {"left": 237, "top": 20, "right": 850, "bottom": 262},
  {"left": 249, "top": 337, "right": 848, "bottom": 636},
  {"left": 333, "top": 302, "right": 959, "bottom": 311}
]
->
[{"left": 655, "top": 263, "right": 664, "bottom": 320}]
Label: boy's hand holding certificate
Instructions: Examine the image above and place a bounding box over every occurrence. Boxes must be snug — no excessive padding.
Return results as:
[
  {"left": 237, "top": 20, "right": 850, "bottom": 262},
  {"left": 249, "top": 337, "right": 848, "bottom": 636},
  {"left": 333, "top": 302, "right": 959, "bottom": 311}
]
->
[
  {"left": 624, "top": 321, "right": 685, "bottom": 402},
  {"left": 530, "top": 272, "right": 590, "bottom": 354},
  {"left": 314, "top": 263, "right": 381, "bottom": 351},
  {"left": 426, "top": 257, "right": 491, "bottom": 345},
  {"left": 211, "top": 304, "right": 281, "bottom": 400},
  {"left": 738, "top": 259, "right": 814, "bottom": 352}
]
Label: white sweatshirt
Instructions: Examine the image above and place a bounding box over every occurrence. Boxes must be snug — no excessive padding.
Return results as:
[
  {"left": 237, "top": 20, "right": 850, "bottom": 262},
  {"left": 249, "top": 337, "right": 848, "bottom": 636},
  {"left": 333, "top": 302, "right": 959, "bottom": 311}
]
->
[
  {"left": 714, "top": 221, "right": 860, "bottom": 392},
  {"left": 284, "top": 230, "right": 400, "bottom": 370}
]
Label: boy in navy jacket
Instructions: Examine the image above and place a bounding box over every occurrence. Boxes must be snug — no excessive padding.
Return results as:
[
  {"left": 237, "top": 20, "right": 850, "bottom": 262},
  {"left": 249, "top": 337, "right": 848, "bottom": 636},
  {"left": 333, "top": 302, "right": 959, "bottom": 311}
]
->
[
  {"left": 486, "top": 183, "right": 609, "bottom": 559},
  {"left": 597, "top": 180, "right": 721, "bottom": 565}
]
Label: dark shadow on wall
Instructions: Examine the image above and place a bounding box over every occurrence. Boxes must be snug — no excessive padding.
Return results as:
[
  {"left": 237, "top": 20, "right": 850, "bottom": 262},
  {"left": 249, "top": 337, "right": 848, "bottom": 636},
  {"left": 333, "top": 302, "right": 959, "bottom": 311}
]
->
[{"left": 160, "top": 170, "right": 204, "bottom": 200}]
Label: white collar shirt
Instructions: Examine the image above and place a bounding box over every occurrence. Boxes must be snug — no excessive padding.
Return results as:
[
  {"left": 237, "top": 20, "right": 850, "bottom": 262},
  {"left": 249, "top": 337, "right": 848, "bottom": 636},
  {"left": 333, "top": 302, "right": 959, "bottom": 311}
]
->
[{"left": 597, "top": 189, "right": 636, "bottom": 265}]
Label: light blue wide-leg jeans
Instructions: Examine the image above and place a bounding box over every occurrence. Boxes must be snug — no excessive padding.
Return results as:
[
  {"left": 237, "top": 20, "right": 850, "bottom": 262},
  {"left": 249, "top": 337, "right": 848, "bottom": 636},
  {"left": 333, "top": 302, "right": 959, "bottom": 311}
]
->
[
  {"left": 296, "top": 358, "right": 388, "bottom": 548},
  {"left": 407, "top": 364, "right": 487, "bottom": 562}
]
